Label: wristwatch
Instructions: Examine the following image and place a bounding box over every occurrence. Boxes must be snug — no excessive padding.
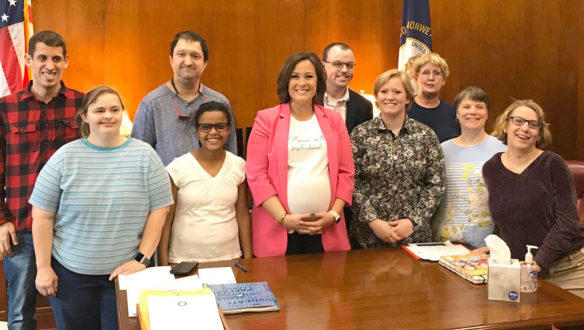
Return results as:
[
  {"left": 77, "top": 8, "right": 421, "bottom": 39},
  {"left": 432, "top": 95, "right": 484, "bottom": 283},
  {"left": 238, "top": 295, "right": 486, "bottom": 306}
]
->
[
  {"left": 328, "top": 210, "right": 341, "bottom": 224},
  {"left": 135, "top": 252, "right": 150, "bottom": 266}
]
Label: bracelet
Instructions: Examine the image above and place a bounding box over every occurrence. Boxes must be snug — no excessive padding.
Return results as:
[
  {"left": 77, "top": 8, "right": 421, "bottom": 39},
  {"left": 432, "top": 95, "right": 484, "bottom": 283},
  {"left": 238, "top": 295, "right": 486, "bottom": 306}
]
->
[
  {"left": 328, "top": 210, "right": 341, "bottom": 224},
  {"left": 276, "top": 210, "right": 287, "bottom": 225}
]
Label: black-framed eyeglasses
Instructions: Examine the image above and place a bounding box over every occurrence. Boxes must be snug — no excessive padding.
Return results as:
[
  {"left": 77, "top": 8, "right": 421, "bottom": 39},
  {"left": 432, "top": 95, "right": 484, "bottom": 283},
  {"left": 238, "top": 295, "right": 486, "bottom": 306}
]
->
[
  {"left": 323, "top": 61, "right": 356, "bottom": 70},
  {"left": 197, "top": 123, "right": 229, "bottom": 133},
  {"left": 507, "top": 116, "right": 542, "bottom": 129}
]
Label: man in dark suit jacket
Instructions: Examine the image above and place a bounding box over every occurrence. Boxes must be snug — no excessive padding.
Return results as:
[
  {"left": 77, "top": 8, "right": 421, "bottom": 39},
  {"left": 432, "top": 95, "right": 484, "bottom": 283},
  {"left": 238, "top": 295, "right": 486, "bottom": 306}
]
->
[
  {"left": 322, "top": 42, "right": 373, "bottom": 247},
  {"left": 322, "top": 42, "right": 373, "bottom": 134},
  {"left": 345, "top": 89, "right": 373, "bottom": 133}
]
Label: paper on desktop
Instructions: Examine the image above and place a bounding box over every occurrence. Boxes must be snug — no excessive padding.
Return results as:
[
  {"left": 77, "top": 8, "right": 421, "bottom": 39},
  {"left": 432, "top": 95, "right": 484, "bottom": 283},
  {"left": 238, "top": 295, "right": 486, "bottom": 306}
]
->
[
  {"left": 119, "top": 267, "right": 204, "bottom": 317},
  {"left": 118, "top": 266, "right": 174, "bottom": 290},
  {"left": 198, "top": 267, "right": 237, "bottom": 285},
  {"left": 406, "top": 241, "right": 470, "bottom": 261},
  {"left": 148, "top": 294, "right": 223, "bottom": 330}
]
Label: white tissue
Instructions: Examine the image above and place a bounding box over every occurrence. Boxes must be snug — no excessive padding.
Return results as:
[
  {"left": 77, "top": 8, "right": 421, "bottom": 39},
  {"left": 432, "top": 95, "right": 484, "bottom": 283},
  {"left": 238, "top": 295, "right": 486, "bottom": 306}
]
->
[{"left": 484, "top": 234, "right": 511, "bottom": 264}]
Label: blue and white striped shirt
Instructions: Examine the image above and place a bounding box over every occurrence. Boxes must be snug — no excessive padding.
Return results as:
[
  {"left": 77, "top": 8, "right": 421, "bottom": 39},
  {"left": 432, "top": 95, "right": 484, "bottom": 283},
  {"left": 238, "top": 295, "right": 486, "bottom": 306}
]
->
[{"left": 29, "top": 138, "right": 173, "bottom": 275}]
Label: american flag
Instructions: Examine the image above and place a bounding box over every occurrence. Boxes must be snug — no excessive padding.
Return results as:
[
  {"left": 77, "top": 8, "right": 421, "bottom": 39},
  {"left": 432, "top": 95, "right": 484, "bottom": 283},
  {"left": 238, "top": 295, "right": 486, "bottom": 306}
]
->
[{"left": 0, "top": 0, "right": 33, "bottom": 97}]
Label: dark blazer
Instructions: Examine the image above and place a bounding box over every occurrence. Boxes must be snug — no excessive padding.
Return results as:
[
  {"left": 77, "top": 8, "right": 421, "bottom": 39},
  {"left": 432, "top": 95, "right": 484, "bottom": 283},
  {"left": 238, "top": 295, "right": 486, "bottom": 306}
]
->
[
  {"left": 343, "top": 89, "right": 373, "bottom": 248},
  {"left": 345, "top": 89, "right": 373, "bottom": 134}
]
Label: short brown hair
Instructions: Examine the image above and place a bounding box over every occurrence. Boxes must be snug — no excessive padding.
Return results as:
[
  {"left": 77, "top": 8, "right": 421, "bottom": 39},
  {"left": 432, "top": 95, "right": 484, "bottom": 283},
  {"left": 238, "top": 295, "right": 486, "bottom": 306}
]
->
[
  {"left": 491, "top": 99, "right": 552, "bottom": 148},
  {"left": 453, "top": 86, "right": 490, "bottom": 111},
  {"left": 29, "top": 30, "right": 67, "bottom": 57},
  {"left": 170, "top": 30, "right": 208, "bottom": 61},
  {"left": 76, "top": 86, "right": 125, "bottom": 138},
  {"left": 373, "top": 69, "right": 415, "bottom": 111},
  {"left": 276, "top": 52, "right": 326, "bottom": 105},
  {"left": 322, "top": 42, "right": 351, "bottom": 62}
]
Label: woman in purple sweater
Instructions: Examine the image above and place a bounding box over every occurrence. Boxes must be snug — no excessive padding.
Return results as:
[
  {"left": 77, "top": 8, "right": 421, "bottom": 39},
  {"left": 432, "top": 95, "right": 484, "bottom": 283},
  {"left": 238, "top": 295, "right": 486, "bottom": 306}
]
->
[{"left": 481, "top": 99, "right": 584, "bottom": 297}]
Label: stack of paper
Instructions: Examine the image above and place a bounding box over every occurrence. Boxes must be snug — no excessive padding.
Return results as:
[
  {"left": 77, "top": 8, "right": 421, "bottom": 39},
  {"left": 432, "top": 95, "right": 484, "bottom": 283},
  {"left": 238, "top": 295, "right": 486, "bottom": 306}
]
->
[
  {"left": 138, "top": 288, "right": 224, "bottom": 330},
  {"left": 402, "top": 241, "right": 471, "bottom": 261},
  {"left": 118, "top": 267, "right": 203, "bottom": 317}
]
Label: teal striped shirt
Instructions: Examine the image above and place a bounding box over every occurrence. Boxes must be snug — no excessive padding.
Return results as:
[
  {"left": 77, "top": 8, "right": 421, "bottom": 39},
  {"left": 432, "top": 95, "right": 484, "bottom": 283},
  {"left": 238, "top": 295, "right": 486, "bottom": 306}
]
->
[{"left": 29, "top": 138, "right": 173, "bottom": 275}]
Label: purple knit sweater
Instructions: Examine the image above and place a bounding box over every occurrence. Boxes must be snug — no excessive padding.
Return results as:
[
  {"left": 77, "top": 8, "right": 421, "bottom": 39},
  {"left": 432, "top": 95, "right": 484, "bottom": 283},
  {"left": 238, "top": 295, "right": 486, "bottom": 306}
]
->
[{"left": 483, "top": 151, "right": 584, "bottom": 270}]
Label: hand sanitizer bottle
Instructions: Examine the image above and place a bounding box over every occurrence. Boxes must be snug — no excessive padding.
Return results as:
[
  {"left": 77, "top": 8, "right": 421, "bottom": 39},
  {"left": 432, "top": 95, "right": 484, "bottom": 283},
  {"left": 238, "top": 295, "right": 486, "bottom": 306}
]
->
[{"left": 520, "top": 245, "right": 538, "bottom": 293}]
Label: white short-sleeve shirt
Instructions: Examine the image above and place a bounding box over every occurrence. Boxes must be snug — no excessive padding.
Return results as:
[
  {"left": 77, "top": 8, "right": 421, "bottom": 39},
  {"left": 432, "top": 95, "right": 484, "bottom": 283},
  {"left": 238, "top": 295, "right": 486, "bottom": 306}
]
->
[{"left": 166, "top": 151, "right": 246, "bottom": 262}]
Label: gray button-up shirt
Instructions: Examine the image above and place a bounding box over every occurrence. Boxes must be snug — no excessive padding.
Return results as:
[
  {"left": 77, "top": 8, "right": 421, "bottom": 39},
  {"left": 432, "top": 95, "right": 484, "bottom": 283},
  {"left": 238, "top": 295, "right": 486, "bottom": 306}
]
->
[{"left": 132, "top": 83, "right": 237, "bottom": 165}]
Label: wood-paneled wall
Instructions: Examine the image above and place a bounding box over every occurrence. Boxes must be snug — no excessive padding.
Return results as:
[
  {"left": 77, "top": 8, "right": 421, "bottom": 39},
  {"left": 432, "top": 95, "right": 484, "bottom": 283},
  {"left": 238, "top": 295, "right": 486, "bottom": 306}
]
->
[{"left": 32, "top": 0, "right": 584, "bottom": 159}]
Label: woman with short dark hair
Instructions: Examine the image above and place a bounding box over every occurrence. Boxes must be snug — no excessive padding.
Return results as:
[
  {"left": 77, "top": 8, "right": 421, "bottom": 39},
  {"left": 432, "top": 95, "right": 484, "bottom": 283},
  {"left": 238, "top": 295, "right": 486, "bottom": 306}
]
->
[
  {"left": 432, "top": 87, "right": 506, "bottom": 248},
  {"left": 246, "top": 52, "right": 354, "bottom": 257},
  {"left": 158, "top": 101, "right": 252, "bottom": 264}
]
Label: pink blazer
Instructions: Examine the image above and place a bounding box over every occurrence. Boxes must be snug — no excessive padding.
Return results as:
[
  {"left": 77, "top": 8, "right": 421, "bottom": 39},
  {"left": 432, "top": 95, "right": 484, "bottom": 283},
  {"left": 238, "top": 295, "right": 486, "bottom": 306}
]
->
[{"left": 246, "top": 103, "right": 354, "bottom": 257}]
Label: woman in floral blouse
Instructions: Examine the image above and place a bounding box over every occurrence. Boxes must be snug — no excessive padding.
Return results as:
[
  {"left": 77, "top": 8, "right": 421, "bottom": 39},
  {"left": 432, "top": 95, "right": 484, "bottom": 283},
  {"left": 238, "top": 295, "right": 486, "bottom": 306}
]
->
[{"left": 350, "top": 69, "right": 445, "bottom": 248}]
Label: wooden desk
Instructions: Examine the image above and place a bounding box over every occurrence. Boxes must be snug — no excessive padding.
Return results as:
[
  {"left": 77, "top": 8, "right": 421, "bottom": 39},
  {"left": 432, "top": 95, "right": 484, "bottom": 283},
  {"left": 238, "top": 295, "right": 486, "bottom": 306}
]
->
[{"left": 116, "top": 248, "right": 584, "bottom": 329}]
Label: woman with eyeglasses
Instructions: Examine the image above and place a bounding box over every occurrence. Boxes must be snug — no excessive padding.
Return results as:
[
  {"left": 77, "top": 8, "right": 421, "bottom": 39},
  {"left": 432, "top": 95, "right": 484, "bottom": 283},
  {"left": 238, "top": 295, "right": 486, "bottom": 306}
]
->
[
  {"left": 158, "top": 101, "right": 252, "bottom": 264},
  {"left": 408, "top": 52, "right": 460, "bottom": 143},
  {"left": 432, "top": 87, "right": 506, "bottom": 249},
  {"left": 480, "top": 99, "right": 584, "bottom": 297},
  {"left": 246, "top": 52, "right": 354, "bottom": 257}
]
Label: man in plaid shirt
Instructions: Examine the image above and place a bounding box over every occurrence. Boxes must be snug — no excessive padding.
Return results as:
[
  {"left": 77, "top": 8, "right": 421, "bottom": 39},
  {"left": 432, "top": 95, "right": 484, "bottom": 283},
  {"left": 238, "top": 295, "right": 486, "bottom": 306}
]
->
[{"left": 0, "top": 31, "right": 83, "bottom": 329}]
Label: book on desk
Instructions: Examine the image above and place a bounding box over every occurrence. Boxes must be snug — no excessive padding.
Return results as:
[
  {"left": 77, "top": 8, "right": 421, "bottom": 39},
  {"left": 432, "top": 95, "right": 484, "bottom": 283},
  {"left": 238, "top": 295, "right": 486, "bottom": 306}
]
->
[
  {"left": 439, "top": 253, "right": 489, "bottom": 284},
  {"left": 209, "top": 282, "right": 280, "bottom": 314},
  {"left": 135, "top": 281, "right": 279, "bottom": 329}
]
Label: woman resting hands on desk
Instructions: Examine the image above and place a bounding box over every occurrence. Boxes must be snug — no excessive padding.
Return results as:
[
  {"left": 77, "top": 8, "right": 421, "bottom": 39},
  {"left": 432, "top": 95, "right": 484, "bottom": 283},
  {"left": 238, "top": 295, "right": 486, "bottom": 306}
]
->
[
  {"left": 30, "top": 86, "right": 173, "bottom": 329},
  {"left": 479, "top": 99, "right": 584, "bottom": 298},
  {"left": 246, "top": 52, "right": 354, "bottom": 257},
  {"left": 158, "top": 101, "right": 252, "bottom": 264},
  {"left": 350, "top": 69, "right": 445, "bottom": 248},
  {"left": 432, "top": 87, "right": 507, "bottom": 248}
]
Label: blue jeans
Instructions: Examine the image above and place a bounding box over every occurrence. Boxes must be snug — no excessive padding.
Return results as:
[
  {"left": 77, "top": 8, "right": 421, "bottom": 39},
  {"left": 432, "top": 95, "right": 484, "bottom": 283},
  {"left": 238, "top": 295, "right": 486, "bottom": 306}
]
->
[
  {"left": 3, "top": 231, "right": 38, "bottom": 330},
  {"left": 49, "top": 259, "right": 118, "bottom": 330}
]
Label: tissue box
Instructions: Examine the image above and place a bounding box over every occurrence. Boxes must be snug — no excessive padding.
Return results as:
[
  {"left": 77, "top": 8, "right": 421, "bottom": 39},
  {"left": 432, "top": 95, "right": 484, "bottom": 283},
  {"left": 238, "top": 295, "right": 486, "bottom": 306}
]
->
[{"left": 488, "top": 259, "right": 521, "bottom": 302}]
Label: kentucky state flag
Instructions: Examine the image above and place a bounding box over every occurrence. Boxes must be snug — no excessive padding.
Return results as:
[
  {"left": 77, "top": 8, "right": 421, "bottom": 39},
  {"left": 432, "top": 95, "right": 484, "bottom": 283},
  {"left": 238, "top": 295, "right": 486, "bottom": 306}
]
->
[{"left": 398, "top": 0, "right": 432, "bottom": 70}]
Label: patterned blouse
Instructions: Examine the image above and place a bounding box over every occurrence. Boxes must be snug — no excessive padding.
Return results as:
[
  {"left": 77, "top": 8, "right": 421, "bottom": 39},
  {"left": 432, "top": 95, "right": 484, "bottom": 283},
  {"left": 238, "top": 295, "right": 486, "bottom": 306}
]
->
[{"left": 350, "top": 116, "right": 446, "bottom": 248}]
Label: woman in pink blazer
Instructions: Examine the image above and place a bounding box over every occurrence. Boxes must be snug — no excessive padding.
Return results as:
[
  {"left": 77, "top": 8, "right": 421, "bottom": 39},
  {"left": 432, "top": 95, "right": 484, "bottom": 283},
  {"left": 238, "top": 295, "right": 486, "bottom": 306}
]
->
[{"left": 246, "top": 52, "right": 354, "bottom": 257}]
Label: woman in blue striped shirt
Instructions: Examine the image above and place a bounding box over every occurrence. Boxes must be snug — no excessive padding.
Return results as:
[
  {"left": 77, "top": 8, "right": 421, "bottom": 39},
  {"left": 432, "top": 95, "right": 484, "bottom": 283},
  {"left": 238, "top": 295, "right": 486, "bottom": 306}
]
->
[{"left": 29, "top": 86, "right": 174, "bottom": 330}]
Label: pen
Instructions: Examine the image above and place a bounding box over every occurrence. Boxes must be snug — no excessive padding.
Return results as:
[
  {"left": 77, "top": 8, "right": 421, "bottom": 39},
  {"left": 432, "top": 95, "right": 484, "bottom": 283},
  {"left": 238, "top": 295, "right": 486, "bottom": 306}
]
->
[
  {"left": 415, "top": 242, "right": 447, "bottom": 246},
  {"left": 234, "top": 261, "right": 248, "bottom": 272}
]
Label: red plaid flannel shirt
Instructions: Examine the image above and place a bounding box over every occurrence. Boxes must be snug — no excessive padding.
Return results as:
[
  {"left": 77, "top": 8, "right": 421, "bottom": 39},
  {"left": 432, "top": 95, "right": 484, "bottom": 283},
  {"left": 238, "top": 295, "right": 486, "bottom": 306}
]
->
[{"left": 0, "top": 81, "right": 84, "bottom": 231}]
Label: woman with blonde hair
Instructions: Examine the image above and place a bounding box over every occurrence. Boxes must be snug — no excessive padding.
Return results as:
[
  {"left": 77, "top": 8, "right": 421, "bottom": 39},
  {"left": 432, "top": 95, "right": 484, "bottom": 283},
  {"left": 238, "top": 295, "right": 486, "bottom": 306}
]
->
[
  {"left": 409, "top": 53, "right": 460, "bottom": 142},
  {"left": 480, "top": 99, "right": 584, "bottom": 297},
  {"left": 350, "top": 69, "right": 445, "bottom": 248}
]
